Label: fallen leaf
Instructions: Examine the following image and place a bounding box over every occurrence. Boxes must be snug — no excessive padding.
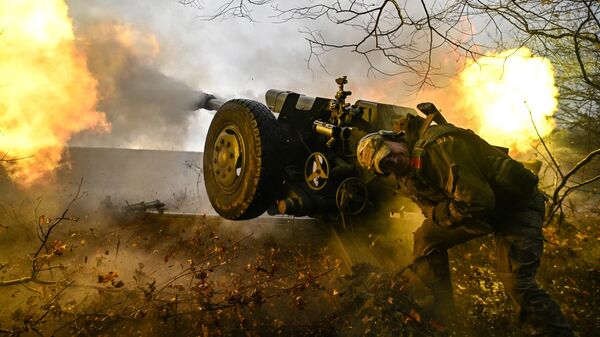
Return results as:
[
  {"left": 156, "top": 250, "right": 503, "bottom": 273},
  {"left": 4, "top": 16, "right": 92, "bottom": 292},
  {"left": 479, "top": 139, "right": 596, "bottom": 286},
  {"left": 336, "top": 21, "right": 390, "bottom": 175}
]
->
[
  {"left": 50, "top": 240, "right": 67, "bottom": 256},
  {"left": 98, "top": 271, "right": 119, "bottom": 283},
  {"left": 409, "top": 308, "right": 421, "bottom": 323}
]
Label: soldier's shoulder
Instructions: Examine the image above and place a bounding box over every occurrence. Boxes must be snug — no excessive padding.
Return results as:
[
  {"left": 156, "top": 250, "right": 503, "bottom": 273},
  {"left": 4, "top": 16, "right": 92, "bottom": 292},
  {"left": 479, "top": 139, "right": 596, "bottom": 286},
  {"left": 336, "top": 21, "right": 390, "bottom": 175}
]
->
[{"left": 420, "top": 124, "right": 473, "bottom": 145}]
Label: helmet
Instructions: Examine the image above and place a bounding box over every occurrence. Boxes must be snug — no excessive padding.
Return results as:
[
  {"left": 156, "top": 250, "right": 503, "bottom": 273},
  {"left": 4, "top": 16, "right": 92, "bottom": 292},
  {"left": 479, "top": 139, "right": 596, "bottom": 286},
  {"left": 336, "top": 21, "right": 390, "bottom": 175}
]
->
[{"left": 356, "top": 132, "right": 393, "bottom": 175}]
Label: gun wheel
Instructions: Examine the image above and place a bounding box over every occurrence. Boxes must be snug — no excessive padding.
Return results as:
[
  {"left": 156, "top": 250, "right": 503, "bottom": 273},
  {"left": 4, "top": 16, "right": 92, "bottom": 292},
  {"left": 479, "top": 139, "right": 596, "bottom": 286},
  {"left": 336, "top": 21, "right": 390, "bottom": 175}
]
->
[
  {"left": 336, "top": 177, "right": 368, "bottom": 215},
  {"left": 203, "top": 99, "right": 282, "bottom": 220}
]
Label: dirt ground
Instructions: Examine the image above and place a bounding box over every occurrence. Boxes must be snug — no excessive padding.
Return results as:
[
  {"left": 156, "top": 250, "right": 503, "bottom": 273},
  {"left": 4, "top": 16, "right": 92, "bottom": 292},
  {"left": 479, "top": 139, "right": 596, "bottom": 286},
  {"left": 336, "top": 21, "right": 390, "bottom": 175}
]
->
[
  {"left": 0, "top": 145, "right": 598, "bottom": 336},
  {"left": 1, "top": 202, "right": 598, "bottom": 336}
]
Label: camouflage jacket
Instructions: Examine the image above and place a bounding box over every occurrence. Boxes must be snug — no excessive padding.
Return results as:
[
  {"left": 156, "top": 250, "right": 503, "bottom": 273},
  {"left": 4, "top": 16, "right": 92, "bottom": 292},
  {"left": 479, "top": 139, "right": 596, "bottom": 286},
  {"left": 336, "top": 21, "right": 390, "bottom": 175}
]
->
[{"left": 396, "top": 124, "right": 516, "bottom": 229}]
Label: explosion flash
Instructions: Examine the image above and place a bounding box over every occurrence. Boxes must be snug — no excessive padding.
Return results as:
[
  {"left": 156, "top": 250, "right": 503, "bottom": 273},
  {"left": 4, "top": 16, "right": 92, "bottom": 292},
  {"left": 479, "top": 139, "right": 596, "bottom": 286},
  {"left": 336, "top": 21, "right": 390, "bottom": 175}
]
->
[
  {"left": 457, "top": 48, "right": 558, "bottom": 153},
  {"left": 0, "top": 0, "right": 109, "bottom": 187}
]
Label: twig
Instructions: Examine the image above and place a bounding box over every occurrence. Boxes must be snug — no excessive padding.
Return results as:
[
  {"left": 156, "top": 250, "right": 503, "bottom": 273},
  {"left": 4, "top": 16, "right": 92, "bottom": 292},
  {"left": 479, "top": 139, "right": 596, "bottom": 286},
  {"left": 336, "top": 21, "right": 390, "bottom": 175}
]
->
[
  {"left": 154, "top": 233, "right": 253, "bottom": 296},
  {"left": 1, "top": 179, "right": 83, "bottom": 287},
  {"left": 526, "top": 103, "right": 564, "bottom": 178},
  {"left": 31, "top": 280, "right": 75, "bottom": 326},
  {"left": 0, "top": 151, "right": 33, "bottom": 162},
  {"left": 51, "top": 299, "right": 128, "bottom": 337},
  {"left": 546, "top": 148, "right": 600, "bottom": 225},
  {"left": 33, "top": 178, "right": 83, "bottom": 258},
  {"left": 547, "top": 173, "right": 600, "bottom": 225}
]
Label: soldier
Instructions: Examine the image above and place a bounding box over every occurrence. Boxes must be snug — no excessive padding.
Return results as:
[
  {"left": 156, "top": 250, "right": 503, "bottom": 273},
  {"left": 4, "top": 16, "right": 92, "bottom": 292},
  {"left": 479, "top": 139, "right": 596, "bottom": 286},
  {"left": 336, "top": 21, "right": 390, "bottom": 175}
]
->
[{"left": 355, "top": 113, "right": 573, "bottom": 336}]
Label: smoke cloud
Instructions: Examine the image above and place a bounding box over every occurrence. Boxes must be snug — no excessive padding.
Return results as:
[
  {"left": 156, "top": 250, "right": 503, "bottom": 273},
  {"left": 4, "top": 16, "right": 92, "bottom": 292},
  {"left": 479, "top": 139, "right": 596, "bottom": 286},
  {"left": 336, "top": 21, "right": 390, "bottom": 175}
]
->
[
  {"left": 67, "top": 22, "right": 200, "bottom": 150},
  {"left": 65, "top": 0, "right": 460, "bottom": 151}
]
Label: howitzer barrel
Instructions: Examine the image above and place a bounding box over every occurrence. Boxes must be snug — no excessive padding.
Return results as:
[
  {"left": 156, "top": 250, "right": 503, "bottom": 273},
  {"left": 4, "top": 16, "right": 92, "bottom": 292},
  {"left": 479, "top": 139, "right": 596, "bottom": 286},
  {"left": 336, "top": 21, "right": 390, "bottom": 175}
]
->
[{"left": 192, "top": 91, "right": 226, "bottom": 111}]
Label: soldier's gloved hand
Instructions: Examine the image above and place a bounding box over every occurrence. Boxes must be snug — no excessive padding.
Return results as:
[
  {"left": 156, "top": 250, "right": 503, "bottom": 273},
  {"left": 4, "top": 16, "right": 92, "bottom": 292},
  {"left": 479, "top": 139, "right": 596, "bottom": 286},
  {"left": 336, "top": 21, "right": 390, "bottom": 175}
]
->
[
  {"left": 413, "top": 198, "right": 436, "bottom": 220},
  {"left": 423, "top": 205, "right": 435, "bottom": 220},
  {"left": 431, "top": 199, "right": 457, "bottom": 229}
]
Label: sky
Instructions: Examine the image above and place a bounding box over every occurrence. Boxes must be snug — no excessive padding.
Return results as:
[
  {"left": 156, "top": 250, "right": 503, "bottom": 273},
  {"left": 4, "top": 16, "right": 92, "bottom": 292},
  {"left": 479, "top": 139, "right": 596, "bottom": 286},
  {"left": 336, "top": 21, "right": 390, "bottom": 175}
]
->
[{"left": 65, "top": 0, "right": 445, "bottom": 152}]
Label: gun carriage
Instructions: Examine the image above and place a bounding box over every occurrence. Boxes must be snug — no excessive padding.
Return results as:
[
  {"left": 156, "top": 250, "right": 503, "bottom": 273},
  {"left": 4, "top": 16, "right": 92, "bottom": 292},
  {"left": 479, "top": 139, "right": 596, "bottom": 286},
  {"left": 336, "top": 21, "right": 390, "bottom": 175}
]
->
[{"left": 198, "top": 77, "right": 420, "bottom": 223}]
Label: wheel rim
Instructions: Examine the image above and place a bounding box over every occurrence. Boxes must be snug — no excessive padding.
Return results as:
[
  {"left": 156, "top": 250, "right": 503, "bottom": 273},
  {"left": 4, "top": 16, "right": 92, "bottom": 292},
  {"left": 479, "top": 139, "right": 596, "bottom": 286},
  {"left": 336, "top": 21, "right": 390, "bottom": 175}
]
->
[
  {"left": 212, "top": 123, "right": 245, "bottom": 194},
  {"left": 336, "top": 177, "right": 368, "bottom": 215}
]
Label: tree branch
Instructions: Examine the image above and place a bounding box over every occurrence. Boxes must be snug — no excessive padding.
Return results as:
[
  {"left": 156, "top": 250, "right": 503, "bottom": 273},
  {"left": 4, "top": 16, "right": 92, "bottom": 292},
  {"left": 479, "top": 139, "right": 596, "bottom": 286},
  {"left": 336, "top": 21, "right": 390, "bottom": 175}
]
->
[{"left": 0, "top": 179, "right": 83, "bottom": 287}]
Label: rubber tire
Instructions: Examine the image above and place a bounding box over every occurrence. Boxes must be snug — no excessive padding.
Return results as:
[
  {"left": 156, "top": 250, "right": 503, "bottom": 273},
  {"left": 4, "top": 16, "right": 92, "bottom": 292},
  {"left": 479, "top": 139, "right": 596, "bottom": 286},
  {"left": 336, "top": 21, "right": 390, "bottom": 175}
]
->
[{"left": 203, "top": 99, "right": 282, "bottom": 220}]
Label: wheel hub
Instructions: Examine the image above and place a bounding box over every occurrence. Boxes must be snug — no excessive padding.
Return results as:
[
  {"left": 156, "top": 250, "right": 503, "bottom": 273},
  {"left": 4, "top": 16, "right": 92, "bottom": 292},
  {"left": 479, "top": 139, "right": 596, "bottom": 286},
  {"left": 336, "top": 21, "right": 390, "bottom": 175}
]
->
[
  {"left": 305, "top": 152, "right": 329, "bottom": 190},
  {"left": 212, "top": 124, "right": 244, "bottom": 193}
]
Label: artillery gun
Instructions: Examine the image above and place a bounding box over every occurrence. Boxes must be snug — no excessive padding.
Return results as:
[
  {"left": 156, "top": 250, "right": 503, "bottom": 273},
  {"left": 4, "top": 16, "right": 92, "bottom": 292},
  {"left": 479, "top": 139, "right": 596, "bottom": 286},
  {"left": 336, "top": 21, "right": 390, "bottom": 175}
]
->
[{"left": 196, "top": 77, "right": 419, "bottom": 222}]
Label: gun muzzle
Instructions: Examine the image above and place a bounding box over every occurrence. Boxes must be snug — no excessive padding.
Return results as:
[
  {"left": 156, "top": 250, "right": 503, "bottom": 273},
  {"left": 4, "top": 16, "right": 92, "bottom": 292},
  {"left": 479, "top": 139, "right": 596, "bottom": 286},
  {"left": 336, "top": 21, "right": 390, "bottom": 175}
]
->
[{"left": 192, "top": 91, "right": 226, "bottom": 111}]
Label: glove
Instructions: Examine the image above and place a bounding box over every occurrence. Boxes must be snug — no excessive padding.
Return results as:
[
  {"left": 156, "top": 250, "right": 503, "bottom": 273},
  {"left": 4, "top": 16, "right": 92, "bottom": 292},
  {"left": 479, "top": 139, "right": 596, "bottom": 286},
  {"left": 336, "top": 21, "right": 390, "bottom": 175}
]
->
[{"left": 413, "top": 197, "right": 436, "bottom": 220}]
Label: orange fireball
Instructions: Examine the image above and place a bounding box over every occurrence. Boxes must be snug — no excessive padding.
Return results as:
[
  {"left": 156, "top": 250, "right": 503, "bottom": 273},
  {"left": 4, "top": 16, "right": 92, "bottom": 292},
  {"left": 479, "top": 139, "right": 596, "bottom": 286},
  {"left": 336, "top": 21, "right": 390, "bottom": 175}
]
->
[
  {"left": 456, "top": 48, "right": 558, "bottom": 153},
  {"left": 0, "top": 0, "right": 109, "bottom": 187}
]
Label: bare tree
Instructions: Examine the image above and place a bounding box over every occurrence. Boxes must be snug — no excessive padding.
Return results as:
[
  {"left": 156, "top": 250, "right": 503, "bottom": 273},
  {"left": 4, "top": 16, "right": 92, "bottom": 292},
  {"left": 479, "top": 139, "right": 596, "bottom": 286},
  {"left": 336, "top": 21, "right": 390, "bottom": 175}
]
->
[{"left": 183, "top": 1, "right": 597, "bottom": 90}]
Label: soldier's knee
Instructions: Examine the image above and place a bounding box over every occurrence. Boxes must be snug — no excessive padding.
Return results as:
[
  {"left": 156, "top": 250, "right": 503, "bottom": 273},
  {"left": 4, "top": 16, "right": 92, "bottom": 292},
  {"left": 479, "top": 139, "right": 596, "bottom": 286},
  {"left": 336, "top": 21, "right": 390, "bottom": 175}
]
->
[
  {"left": 412, "top": 221, "right": 438, "bottom": 259},
  {"left": 410, "top": 249, "right": 450, "bottom": 283},
  {"left": 412, "top": 225, "right": 429, "bottom": 258}
]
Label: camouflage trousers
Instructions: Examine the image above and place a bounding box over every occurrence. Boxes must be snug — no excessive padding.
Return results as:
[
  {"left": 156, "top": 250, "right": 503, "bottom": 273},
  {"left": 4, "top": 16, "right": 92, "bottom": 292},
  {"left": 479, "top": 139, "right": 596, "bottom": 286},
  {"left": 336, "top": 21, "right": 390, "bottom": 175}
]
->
[{"left": 411, "top": 191, "right": 573, "bottom": 336}]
